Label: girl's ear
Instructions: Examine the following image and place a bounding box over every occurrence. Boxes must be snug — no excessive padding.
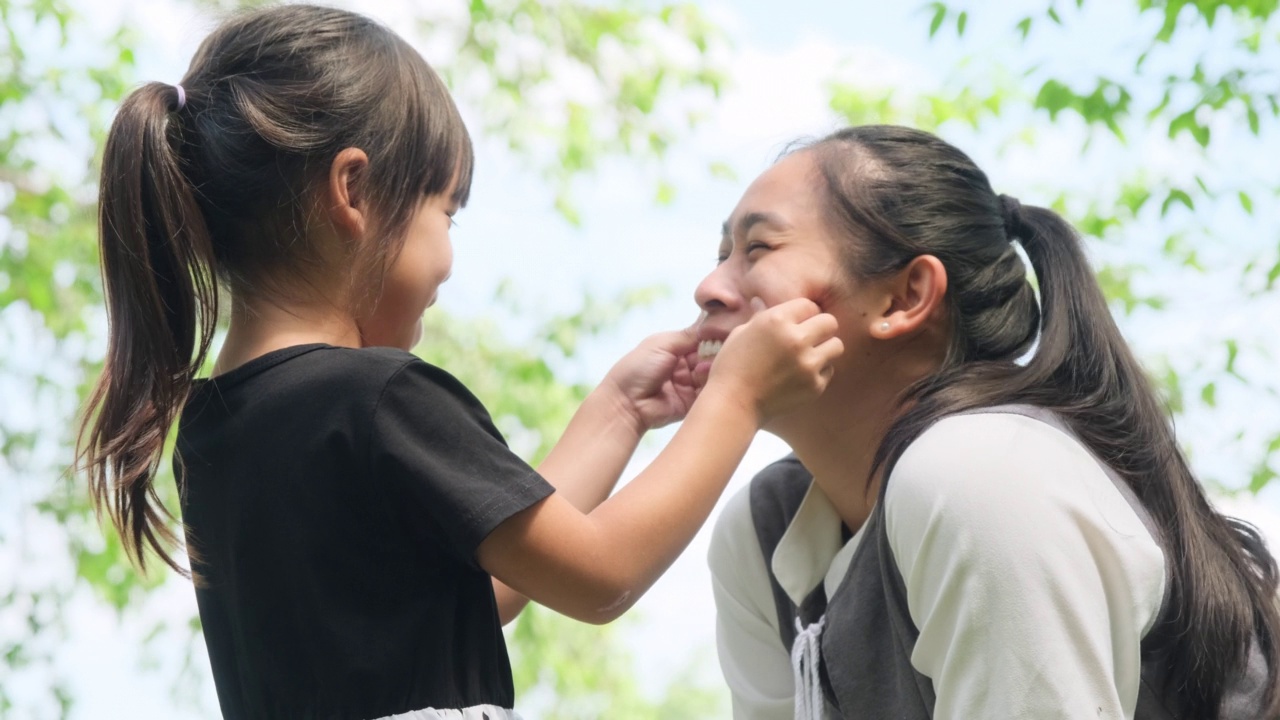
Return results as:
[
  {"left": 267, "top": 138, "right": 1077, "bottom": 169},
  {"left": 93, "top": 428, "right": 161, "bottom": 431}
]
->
[
  {"left": 871, "top": 254, "right": 948, "bottom": 339},
  {"left": 327, "top": 147, "right": 370, "bottom": 240}
]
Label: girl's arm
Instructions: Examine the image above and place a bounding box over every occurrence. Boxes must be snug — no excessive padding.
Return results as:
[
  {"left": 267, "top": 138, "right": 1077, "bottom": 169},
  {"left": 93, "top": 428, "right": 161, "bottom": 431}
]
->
[
  {"left": 480, "top": 299, "right": 842, "bottom": 624},
  {"left": 493, "top": 329, "right": 699, "bottom": 623}
]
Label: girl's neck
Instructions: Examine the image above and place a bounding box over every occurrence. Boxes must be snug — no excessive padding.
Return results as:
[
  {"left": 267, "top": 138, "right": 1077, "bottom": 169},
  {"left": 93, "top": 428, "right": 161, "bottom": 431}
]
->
[{"left": 213, "top": 295, "right": 362, "bottom": 376}]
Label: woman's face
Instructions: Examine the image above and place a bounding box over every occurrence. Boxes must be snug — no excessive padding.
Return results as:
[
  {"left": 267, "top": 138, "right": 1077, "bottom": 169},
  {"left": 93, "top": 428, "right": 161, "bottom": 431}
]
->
[{"left": 694, "top": 150, "right": 871, "bottom": 372}]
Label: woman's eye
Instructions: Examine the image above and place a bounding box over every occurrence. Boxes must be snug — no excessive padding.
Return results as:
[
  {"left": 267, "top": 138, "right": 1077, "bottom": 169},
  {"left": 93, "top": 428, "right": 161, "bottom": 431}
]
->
[{"left": 745, "top": 241, "right": 769, "bottom": 255}]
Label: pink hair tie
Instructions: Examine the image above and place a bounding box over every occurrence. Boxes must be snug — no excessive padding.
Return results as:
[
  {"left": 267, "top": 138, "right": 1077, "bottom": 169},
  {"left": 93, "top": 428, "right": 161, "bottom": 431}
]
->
[{"left": 174, "top": 84, "right": 186, "bottom": 111}]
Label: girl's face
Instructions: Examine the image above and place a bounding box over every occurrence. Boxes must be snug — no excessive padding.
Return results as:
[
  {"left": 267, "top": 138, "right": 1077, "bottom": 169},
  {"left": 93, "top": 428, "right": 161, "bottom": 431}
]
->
[
  {"left": 694, "top": 151, "right": 874, "bottom": 371},
  {"left": 358, "top": 191, "right": 458, "bottom": 350}
]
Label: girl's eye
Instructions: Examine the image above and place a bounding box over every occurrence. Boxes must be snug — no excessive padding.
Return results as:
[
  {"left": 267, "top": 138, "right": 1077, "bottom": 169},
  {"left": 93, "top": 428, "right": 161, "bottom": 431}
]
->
[{"left": 745, "top": 241, "right": 770, "bottom": 255}]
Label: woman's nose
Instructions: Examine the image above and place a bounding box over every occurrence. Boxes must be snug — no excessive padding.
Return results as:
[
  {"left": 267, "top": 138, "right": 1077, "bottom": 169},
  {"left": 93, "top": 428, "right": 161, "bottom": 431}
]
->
[{"left": 694, "top": 263, "right": 741, "bottom": 313}]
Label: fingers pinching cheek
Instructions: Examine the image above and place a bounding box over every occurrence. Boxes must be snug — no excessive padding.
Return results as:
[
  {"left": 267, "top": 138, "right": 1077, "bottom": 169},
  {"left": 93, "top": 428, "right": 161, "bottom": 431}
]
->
[
  {"left": 798, "top": 312, "right": 839, "bottom": 345},
  {"left": 772, "top": 296, "right": 823, "bottom": 323},
  {"left": 820, "top": 336, "right": 845, "bottom": 363}
]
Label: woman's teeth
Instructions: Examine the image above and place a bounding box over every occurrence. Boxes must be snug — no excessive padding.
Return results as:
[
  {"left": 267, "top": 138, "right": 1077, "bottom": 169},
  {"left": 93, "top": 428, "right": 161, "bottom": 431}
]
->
[{"left": 698, "top": 340, "right": 723, "bottom": 360}]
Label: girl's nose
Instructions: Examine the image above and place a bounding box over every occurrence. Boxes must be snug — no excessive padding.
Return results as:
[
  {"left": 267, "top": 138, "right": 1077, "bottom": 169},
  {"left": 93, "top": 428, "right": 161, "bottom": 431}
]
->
[{"left": 694, "top": 263, "right": 741, "bottom": 314}]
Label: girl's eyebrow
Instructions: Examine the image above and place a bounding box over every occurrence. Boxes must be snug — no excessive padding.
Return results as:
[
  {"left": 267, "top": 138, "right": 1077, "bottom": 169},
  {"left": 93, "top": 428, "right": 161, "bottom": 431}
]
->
[{"left": 722, "top": 211, "right": 791, "bottom": 241}]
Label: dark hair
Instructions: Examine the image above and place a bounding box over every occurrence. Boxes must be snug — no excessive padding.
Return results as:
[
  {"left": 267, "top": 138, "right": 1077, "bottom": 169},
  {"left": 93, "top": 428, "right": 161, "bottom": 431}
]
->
[
  {"left": 801, "top": 125, "right": 1278, "bottom": 718},
  {"left": 78, "top": 4, "right": 473, "bottom": 575}
]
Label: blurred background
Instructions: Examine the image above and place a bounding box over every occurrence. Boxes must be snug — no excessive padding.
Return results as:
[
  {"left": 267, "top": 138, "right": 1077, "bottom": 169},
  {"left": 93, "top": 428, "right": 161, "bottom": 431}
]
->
[{"left": 3, "top": 0, "right": 1280, "bottom": 717}]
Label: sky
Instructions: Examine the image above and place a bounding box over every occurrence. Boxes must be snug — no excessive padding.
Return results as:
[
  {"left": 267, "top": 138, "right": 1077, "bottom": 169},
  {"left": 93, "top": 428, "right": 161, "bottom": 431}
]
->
[{"left": 4, "top": 0, "right": 1280, "bottom": 717}]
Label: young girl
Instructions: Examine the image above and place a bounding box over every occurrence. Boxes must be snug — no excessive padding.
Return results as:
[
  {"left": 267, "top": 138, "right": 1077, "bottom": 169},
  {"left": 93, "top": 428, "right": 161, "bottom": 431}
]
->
[
  {"left": 702, "top": 125, "right": 1277, "bottom": 719},
  {"left": 77, "top": 6, "right": 842, "bottom": 719}
]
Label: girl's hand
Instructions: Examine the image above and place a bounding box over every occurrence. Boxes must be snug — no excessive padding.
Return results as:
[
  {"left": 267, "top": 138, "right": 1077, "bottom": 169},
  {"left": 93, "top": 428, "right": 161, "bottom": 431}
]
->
[
  {"left": 703, "top": 298, "right": 842, "bottom": 424},
  {"left": 601, "top": 328, "right": 700, "bottom": 431}
]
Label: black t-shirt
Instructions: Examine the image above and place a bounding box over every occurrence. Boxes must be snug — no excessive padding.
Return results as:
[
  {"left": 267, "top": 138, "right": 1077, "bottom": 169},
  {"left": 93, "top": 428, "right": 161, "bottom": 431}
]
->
[{"left": 175, "top": 344, "right": 554, "bottom": 719}]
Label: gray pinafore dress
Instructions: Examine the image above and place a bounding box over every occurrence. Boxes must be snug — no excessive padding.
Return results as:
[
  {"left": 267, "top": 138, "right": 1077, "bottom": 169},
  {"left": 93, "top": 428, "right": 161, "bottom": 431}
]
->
[{"left": 749, "top": 406, "right": 1268, "bottom": 719}]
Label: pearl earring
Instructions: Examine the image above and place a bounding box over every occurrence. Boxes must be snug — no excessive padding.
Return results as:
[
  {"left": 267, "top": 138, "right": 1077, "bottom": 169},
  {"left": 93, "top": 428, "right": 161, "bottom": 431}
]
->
[{"left": 880, "top": 321, "right": 891, "bottom": 332}]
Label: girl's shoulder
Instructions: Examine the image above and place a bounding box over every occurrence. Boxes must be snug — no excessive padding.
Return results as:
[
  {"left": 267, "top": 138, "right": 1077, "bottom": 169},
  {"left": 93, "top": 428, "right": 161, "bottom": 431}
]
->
[
  {"left": 188, "top": 345, "right": 481, "bottom": 422},
  {"left": 268, "top": 345, "right": 471, "bottom": 398}
]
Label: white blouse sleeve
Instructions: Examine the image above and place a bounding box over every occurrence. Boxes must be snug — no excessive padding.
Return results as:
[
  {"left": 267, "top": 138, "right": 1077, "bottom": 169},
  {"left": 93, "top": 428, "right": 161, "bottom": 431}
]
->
[
  {"left": 708, "top": 485, "right": 796, "bottom": 720},
  {"left": 884, "top": 413, "right": 1167, "bottom": 720}
]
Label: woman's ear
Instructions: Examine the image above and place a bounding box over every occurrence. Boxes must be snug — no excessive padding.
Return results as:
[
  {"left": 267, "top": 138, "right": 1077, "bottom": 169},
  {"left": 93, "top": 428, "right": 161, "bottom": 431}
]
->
[
  {"left": 326, "top": 147, "right": 370, "bottom": 241},
  {"left": 871, "top": 254, "right": 948, "bottom": 339}
]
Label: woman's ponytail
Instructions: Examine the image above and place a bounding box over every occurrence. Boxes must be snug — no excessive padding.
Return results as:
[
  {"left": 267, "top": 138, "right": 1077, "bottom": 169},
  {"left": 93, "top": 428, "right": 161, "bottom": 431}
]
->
[
  {"left": 1011, "top": 200, "right": 1280, "bottom": 719},
  {"left": 78, "top": 81, "right": 217, "bottom": 575}
]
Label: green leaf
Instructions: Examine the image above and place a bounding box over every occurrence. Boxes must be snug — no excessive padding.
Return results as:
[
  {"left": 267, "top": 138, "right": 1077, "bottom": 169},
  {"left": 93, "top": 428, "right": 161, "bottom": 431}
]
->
[
  {"left": 1168, "top": 108, "right": 1210, "bottom": 146},
  {"left": 1146, "top": 89, "right": 1170, "bottom": 120},
  {"left": 1248, "top": 105, "right": 1260, "bottom": 135},
  {"left": 1016, "top": 16, "right": 1032, "bottom": 40},
  {"left": 956, "top": 11, "right": 968, "bottom": 36},
  {"left": 1239, "top": 191, "right": 1254, "bottom": 215},
  {"left": 1156, "top": 0, "right": 1185, "bottom": 42},
  {"left": 655, "top": 180, "right": 676, "bottom": 205},
  {"left": 1034, "top": 79, "right": 1074, "bottom": 119},
  {"left": 553, "top": 193, "right": 582, "bottom": 227},
  {"left": 708, "top": 160, "right": 737, "bottom": 181},
  {"left": 1160, "top": 188, "right": 1194, "bottom": 215},
  {"left": 1201, "top": 382, "right": 1216, "bottom": 407},
  {"left": 1249, "top": 465, "right": 1275, "bottom": 494},
  {"left": 928, "top": 3, "right": 947, "bottom": 38},
  {"left": 1047, "top": 6, "right": 1062, "bottom": 24}
]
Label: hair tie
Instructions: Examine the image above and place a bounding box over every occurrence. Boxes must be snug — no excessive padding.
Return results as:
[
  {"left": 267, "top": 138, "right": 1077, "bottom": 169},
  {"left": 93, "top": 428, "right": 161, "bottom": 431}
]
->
[
  {"left": 174, "top": 84, "right": 187, "bottom": 111},
  {"left": 998, "top": 193, "right": 1023, "bottom": 239}
]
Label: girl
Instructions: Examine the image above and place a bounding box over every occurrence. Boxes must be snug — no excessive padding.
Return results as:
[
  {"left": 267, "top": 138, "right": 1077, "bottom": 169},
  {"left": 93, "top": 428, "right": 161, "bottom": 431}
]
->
[
  {"left": 77, "top": 5, "right": 843, "bottom": 719},
  {"left": 702, "top": 125, "right": 1277, "bottom": 719}
]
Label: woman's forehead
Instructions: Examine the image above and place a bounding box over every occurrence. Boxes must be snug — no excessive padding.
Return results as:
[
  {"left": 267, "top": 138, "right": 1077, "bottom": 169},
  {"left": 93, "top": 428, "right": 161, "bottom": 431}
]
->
[{"left": 726, "top": 151, "right": 823, "bottom": 230}]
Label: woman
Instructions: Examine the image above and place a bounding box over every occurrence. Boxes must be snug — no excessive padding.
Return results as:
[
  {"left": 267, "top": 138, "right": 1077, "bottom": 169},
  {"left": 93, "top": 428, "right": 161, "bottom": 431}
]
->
[{"left": 701, "top": 125, "right": 1277, "bottom": 719}]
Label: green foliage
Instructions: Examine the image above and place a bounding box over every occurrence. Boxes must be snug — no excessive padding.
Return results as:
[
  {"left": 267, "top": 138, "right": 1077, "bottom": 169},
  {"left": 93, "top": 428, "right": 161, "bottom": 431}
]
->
[
  {"left": 828, "top": 78, "right": 1012, "bottom": 133},
  {"left": 507, "top": 598, "right": 721, "bottom": 719},
  {"left": 446, "top": 0, "right": 730, "bottom": 223},
  {"left": 891, "top": 0, "right": 1280, "bottom": 498}
]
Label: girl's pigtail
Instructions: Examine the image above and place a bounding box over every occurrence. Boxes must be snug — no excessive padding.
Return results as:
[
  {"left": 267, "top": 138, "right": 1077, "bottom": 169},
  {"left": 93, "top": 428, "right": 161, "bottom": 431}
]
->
[{"left": 78, "top": 82, "right": 217, "bottom": 576}]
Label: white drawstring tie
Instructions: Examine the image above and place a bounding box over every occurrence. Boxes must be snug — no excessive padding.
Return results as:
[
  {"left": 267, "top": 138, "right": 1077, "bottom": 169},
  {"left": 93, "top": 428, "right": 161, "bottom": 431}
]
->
[{"left": 791, "top": 615, "right": 827, "bottom": 720}]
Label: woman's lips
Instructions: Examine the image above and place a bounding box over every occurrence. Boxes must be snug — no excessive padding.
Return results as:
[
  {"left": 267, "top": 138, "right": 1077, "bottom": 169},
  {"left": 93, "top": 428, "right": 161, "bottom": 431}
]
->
[{"left": 697, "top": 339, "right": 724, "bottom": 360}]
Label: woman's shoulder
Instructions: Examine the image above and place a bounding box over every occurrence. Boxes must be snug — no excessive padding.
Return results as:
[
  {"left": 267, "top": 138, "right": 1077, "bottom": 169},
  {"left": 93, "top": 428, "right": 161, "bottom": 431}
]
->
[
  {"left": 888, "top": 409, "right": 1106, "bottom": 506},
  {"left": 885, "top": 409, "right": 1165, "bottom": 591},
  {"left": 884, "top": 408, "right": 1165, "bottom": 559}
]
